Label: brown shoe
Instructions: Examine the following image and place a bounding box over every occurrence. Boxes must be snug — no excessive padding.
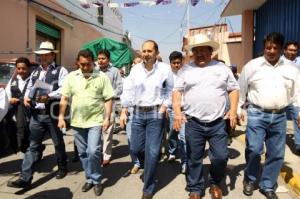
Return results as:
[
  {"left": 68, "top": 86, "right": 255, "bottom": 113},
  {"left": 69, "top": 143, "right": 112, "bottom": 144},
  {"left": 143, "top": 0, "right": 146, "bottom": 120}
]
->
[
  {"left": 209, "top": 185, "right": 222, "bottom": 199},
  {"left": 189, "top": 193, "right": 201, "bottom": 199},
  {"left": 142, "top": 193, "right": 153, "bottom": 199},
  {"left": 131, "top": 165, "right": 140, "bottom": 174},
  {"left": 102, "top": 160, "right": 110, "bottom": 167}
]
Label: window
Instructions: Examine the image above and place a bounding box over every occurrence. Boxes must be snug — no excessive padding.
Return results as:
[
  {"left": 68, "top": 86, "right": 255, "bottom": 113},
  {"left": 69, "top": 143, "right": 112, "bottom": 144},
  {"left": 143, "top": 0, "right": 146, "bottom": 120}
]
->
[{"left": 97, "top": 6, "right": 103, "bottom": 25}]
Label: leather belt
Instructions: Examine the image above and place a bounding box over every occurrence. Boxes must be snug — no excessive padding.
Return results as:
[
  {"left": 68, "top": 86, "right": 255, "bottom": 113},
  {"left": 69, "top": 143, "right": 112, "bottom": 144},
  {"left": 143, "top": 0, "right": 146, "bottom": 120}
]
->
[
  {"left": 134, "top": 105, "right": 160, "bottom": 112},
  {"left": 250, "top": 104, "right": 285, "bottom": 114},
  {"left": 189, "top": 116, "right": 223, "bottom": 127}
]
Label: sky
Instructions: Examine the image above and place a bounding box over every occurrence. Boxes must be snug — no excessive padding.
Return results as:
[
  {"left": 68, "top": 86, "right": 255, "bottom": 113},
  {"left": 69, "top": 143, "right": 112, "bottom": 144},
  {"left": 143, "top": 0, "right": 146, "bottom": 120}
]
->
[{"left": 119, "top": 0, "right": 241, "bottom": 62}]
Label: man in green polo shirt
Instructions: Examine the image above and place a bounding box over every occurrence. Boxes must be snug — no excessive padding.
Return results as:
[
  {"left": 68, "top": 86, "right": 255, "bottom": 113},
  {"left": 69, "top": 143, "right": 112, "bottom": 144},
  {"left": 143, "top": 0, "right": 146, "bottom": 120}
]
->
[{"left": 58, "top": 49, "right": 114, "bottom": 196}]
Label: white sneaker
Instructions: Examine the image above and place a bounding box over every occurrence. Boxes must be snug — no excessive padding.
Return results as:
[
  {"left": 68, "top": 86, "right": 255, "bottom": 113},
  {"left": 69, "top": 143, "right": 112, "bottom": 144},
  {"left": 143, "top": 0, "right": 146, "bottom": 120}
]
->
[{"left": 181, "top": 164, "right": 187, "bottom": 174}]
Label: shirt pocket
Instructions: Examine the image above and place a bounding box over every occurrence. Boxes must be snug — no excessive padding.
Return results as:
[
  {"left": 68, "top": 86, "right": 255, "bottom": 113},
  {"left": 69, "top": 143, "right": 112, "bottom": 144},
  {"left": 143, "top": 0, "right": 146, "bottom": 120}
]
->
[{"left": 281, "top": 73, "right": 294, "bottom": 90}]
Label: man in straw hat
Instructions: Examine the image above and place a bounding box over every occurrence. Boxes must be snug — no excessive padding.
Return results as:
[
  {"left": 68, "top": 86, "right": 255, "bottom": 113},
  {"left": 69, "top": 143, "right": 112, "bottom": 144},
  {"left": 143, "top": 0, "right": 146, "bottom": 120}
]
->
[
  {"left": 7, "top": 41, "right": 68, "bottom": 188},
  {"left": 173, "top": 33, "right": 239, "bottom": 199}
]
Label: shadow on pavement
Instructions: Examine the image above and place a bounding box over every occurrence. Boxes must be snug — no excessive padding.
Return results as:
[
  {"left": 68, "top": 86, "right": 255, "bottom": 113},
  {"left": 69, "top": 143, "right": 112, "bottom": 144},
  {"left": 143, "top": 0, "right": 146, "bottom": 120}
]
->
[
  {"left": 23, "top": 187, "right": 73, "bottom": 199},
  {"left": 226, "top": 163, "right": 245, "bottom": 192},
  {"left": 155, "top": 161, "right": 181, "bottom": 193},
  {"left": 102, "top": 161, "right": 132, "bottom": 188},
  {"left": 0, "top": 151, "right": 82, "bottom": 175},
  {"left": 14, "top": 172, "right": 57, "bottom": 195},
  {"left": 111, "top": 144, "right": 130, "bottom": 161}
]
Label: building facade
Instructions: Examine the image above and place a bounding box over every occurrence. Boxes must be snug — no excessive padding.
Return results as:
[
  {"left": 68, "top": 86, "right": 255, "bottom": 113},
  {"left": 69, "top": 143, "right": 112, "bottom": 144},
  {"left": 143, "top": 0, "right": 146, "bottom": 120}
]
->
[
  {"left": 222, "top": 0, "right": 300, "bottom": 66},
  {"left": 183, "top": 24, "right": 242, "bottom": 69},
  {"left": 0, "top": 0, "right": 124, "bottom": 69}
]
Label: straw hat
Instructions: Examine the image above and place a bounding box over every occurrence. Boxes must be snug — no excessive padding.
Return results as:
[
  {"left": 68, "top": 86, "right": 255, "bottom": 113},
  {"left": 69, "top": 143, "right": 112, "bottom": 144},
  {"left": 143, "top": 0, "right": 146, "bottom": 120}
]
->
[
  {"left": 34, "top": 41, "right": 59, "bottom": 54},
  {"left": 189, "top": 33, "right": 219, "bottom": 51}
]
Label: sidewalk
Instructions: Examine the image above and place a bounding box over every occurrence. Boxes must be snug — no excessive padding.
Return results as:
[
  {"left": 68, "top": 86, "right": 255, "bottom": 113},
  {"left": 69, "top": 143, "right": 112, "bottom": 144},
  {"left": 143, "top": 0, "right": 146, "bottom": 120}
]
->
[{"left": 0, "top": 127, "right": 299, "bottom": 198}]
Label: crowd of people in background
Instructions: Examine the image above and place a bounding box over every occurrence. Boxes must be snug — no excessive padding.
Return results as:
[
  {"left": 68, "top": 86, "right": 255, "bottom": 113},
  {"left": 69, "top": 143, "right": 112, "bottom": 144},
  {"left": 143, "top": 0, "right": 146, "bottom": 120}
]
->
[{"left": 0, "top": 31, "right": 300, "bottom": 199}]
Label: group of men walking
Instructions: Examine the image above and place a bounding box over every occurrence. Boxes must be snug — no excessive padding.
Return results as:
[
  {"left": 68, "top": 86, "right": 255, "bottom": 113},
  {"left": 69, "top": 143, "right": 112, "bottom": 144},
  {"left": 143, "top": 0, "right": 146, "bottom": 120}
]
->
[{"left": 3, "top": 31, "right": 300, "bottom": 199}]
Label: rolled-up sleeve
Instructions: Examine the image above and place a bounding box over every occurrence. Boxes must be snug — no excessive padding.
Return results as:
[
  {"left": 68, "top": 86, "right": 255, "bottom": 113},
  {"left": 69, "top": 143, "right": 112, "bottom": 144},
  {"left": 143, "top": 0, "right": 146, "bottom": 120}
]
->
[
  {"left": 102, "top": 75, "right": 115, "bottom": 101},
  {"left": 48, "top": 67, "right": 68, "bottom": 99},
  {"left": 121, "top": 76, "right": 134, "bottom": 108},
  {"left": 173, "top": 70, "right": 185, "bottom": 92}
]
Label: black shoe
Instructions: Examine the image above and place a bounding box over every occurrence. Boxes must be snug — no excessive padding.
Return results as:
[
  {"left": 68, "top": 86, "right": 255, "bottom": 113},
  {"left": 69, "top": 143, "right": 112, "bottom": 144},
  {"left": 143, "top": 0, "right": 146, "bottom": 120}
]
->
[
  {"left": 81, "top": 182, "right": 93, "bottom": 192},
  {"left": 243, "top": 181, "right": 254, "bottom": 196},
  {"left": 7, "top": 178, "right": 31, "bottom": 188},
  {"left": 94, "top": 184, "right": 103, "bottom": 196},
  {"left": 56, "top": 169, "right": 67, "bottom": 179},
  {"left": 259, "top": 189, "right": 278, "bottom": 199},
  {"left": 72, "top": 155, "right": 79, "bottom": 162}
]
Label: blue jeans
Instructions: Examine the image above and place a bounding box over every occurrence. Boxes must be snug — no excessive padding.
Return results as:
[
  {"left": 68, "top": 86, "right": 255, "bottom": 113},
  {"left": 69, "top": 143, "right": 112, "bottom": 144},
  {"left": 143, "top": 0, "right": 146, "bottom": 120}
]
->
[
  {"left": 286, "top": 104, "right": 300, "bottom": 148},
  {"left": 244, "top": 106, "right": 286, "bottom": 191},
  {"left": 185, "top": 117, "right": 227, "bottom": 194},
  {"left": 167, "top": 109, "right": 187, "bottom": 165},
  {"left": 21, "top": 114, "right": 67, "bottom": 182},
  {"left": 131, "top": 110, "right": 165, "bottom": 195},
  {"left": 73, "top": 126, "right": 102, "bottom": 184},
  {"left": 126, "top": 107, "right": 140, "bottom": 167}
]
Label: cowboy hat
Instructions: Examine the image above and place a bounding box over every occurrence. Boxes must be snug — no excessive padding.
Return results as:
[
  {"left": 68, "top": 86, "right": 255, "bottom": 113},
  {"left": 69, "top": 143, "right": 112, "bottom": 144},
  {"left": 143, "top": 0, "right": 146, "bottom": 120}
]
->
[
  {"left": 34, "top": 41, "right": 59, "bottom": 54},
  {"left": 189, "top": 33, "right": 219, "bottom": 51}
]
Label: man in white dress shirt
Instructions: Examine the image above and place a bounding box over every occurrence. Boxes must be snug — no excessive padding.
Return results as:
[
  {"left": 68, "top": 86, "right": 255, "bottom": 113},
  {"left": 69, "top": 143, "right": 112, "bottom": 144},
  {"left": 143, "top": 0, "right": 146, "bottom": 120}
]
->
[
  {"left": 239, "top": 32, "right": 300, "bottom": 199},
  {"left": 120, "top": 40, "right": 173, "bottom": 199}
]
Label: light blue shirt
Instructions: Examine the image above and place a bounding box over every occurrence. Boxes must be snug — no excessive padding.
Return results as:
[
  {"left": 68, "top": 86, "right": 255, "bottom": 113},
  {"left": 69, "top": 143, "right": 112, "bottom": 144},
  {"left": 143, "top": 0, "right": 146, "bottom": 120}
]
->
[
  {"left": 95, "top": 64, "right": 123, "bottom": 98},
  {"left": 121, "top": 60, "right": 173, "bottom": 108},
  {"left": 295, "top": 56, "right": 300, "bottom": 68}
]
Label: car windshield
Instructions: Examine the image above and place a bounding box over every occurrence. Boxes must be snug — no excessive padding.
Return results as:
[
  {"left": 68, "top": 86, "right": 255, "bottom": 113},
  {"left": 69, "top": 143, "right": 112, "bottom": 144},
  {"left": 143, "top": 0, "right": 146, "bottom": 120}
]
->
[{"left": 0, "top": 63, "right": 15, "bottom": 85}]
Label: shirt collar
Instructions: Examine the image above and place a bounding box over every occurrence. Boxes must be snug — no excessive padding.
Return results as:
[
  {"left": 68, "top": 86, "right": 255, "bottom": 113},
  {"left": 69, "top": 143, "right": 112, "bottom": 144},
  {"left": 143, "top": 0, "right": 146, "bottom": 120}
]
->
[
  {"left": 261, "top": 56, "right": 284, "bottom": 67},
  {"left": 16, "top": 75, "right": 30, "bottom": 82},
  {"left": 76, "top": 68, "right": 100, "bottom": 79},
  {"left": 39, "top": 62, "right": 56, "bottom": 70},
  {"left": 142, "top": 60, "right": 158, "bottom": 74}
]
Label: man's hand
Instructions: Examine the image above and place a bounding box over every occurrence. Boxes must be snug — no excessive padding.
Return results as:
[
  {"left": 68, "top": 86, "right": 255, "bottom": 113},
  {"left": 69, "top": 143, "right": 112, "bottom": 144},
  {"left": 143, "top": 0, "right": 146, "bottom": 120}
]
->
[
  {"left": 24, "top": 96, "right": 31, "bottom": 107},
  {"left": 159, "top": 105, "right": 167, "bottom": 114},
  {"left": 36, "top": 95, "right": 49, "bottom": 103},
  {"left": 173, "top": 112, "right": 186, "bottom": 131},
  {"left": 120, "top": 108, "right": 128, "bottom": 129},
  {"left": 298, "top": 116, "right": 300, "bottom": 128},
  {"left": 9, "top": 98, "right": 20, "bottom": 105},
  {"left": 102, "top": 118, "right": 110, "bottom": 132},
  {"left": 57, "top": 118, "right": 66, "bottom": 129},
  {"left": 224, "top": 110, "right": 237, "bottom": 129}
]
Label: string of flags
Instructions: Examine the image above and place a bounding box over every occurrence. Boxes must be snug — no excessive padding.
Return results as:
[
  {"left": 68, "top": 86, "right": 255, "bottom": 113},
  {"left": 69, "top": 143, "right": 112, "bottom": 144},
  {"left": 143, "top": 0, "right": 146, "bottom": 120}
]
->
[{"left": 79, "top": 0, "right": 214, "bottom": 9}]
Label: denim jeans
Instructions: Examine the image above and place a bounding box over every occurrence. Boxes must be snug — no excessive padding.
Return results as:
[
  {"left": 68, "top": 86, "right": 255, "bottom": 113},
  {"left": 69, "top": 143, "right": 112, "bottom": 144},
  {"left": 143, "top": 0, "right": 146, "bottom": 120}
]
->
[
  {"left": 21, "top": 114, "right": 67, "bottom": 182},
  {"left": 244, "top": 106, "right": 286, "bottom": 191},
  {"left": 286, "top": 104, "right": 300, "bottom": 148},
  {"left": 167, "top": 108, "right": 187, "bottom": 165},
  {"left": 126, "top": 107, "right": 140, "bottom": 167},
  {"left": 185, "top": 117, "right": 227, "bottom": 194},
  {"left": 73, "top": 126, "right": 102, "bottom": 184},
  {"left": 131, "top": 109, "right": 165, "bottom": 195}
]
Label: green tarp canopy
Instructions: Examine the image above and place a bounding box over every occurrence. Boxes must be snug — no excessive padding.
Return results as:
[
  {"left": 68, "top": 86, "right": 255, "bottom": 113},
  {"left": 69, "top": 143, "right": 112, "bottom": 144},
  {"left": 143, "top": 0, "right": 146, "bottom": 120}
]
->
[{"left": 81, "top": 38, "right": 133, "bottom": 68}]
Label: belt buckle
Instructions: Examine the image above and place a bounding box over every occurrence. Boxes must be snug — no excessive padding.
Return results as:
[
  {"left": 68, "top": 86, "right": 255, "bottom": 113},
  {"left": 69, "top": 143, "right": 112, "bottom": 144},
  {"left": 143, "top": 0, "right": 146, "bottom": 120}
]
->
[{"left": 144, "top": 106, "right": 152, "bottom": 112}]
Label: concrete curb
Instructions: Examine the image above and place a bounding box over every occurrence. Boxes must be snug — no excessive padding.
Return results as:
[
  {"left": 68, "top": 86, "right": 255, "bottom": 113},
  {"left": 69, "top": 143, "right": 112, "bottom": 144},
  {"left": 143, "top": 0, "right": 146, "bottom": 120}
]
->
[{"left": 236, "top": 134, "right": 300, "bottom": 196}]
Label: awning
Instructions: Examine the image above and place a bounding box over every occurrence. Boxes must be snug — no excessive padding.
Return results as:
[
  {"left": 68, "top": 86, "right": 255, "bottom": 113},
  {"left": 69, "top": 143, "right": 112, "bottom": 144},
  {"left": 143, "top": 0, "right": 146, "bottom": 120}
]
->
[
  {"left": 221, "top": 0, "right": 266, "bottom": 17},
  {"left": 81, "top": 38, "right": 133, "bottom": 68}
]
